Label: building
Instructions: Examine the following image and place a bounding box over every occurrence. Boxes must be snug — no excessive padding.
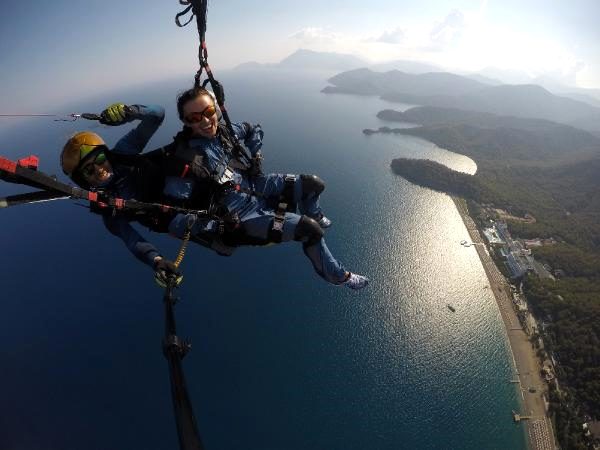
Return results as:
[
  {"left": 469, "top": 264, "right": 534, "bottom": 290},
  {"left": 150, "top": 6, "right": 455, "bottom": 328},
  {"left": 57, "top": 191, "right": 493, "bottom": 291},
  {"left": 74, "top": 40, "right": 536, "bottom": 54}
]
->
[
  {"left": 505, "top": 252, "right": 534, "bottom": 280},
  {"left": 483, "top": 226, "right": 506, "bottom": 247},
  {"left": 524, "top": 239, "right": 542, "bottom": 248}
]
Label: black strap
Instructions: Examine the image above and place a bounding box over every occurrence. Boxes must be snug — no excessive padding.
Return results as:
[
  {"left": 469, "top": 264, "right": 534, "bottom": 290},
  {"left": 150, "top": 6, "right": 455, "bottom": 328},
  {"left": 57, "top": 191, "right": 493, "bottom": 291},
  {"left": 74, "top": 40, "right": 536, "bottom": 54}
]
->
[
  {"left": 0, "top": 190, "right": 68, "bottom": 209},
  {"left": 268, "top": 202, "right": 287, "bottom": 243},
  {"left": 0, "top": 156, "right": 209, "bottom": 218},
  {"left": 174, "top": 0, "right": 249, "bottom": 178},
  {"left": 282, "top": 175, "right": 297, "bottom": 212},
  {"left": 175, "top": 3, "right": 194, "bottom": 27},
  {"left": 217, "top": 123, "right": 253, "bottom": 169}
]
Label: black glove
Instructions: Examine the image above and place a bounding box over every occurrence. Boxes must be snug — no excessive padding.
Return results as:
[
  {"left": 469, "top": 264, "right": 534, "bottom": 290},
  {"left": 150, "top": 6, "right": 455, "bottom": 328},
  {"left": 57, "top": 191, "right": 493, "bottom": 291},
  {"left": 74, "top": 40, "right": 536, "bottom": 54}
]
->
[{"left": 154, "top": 258, "right": 183, "bottom": 288}]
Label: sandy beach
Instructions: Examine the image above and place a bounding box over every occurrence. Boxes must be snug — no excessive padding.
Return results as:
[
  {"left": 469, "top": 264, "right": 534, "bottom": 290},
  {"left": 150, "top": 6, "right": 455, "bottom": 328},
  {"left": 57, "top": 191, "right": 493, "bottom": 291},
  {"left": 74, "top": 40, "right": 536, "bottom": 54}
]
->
[{"left": 453, "top": 197, "right": 557, "bottom": 450}]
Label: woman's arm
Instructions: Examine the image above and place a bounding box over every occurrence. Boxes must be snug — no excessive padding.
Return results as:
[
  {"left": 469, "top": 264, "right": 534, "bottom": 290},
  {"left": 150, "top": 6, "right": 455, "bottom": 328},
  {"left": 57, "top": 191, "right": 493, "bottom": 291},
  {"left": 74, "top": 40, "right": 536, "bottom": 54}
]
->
[{"left": 232, "top": 122, "right": 264, "bottom": 156}]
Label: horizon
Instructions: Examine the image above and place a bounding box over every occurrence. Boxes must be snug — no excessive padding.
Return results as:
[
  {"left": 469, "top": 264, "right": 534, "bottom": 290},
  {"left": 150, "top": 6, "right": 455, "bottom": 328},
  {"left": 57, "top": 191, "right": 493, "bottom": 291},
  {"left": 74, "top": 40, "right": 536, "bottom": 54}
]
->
[{"left": 2, "top": 1, "right": 600, "bottom": 112}]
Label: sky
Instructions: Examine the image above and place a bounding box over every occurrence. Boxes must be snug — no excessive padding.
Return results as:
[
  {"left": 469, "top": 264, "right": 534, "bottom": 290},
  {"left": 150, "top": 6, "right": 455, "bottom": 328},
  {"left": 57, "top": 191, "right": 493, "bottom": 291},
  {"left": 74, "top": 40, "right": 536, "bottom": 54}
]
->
[{"left": 2, "top": 0, "right": 600, "bottom": 111}]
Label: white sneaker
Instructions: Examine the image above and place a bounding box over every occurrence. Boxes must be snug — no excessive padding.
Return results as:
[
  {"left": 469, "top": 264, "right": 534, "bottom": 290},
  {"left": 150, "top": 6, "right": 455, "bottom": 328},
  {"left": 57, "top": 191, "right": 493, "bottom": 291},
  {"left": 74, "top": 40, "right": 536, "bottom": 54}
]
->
[
  {"left": 317, "top": 215, "right": 332, "bottom": 228},
  {"left": 343, "top": 273, "right": 369, "bottom": 290}
]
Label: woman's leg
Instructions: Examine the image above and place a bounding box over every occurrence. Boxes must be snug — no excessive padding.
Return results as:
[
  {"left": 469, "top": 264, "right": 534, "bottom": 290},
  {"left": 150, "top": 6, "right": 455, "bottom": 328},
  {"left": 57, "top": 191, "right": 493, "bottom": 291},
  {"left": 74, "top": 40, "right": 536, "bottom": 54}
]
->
[
  {"left": 252, "top": 173, "right": 327, "bottom": 220},
  {"left": 241, "top": 210, "right": 347, "bottom": 285}
]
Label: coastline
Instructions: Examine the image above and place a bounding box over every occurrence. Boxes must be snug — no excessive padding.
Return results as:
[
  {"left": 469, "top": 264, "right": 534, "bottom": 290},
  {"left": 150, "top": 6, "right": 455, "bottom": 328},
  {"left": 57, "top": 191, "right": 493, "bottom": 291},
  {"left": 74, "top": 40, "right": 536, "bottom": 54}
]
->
[{"left": 452, "top": 197, "right": 557, "bottom": 450}]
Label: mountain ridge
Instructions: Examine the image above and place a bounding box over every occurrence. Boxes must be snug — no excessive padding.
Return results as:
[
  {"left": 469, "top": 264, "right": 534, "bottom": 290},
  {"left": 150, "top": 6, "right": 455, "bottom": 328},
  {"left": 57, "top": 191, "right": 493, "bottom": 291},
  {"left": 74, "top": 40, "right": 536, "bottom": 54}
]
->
[{"left": 324, "top": 68, "right": 600, "bottom": 135}]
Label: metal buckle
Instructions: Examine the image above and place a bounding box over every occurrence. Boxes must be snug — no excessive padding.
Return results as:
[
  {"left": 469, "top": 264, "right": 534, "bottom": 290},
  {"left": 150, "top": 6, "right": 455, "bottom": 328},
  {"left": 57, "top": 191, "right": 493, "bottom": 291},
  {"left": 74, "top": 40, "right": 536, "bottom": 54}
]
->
[
  {"left": 272, "top": 219, "right": 284, "bottom": 232},
  {"left": 217, "top": 167, "right": 234, "bottom": 185}
]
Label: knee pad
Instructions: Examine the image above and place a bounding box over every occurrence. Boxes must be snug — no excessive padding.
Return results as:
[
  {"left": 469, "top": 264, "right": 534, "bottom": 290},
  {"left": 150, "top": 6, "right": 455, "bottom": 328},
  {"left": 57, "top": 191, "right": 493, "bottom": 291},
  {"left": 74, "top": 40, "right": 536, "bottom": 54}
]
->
[
  {"left": 300, "top": 174, "right": 325, "bottom": 199},
  {"left": 294, "top": 215, "right": 324, "bottom": 246}
]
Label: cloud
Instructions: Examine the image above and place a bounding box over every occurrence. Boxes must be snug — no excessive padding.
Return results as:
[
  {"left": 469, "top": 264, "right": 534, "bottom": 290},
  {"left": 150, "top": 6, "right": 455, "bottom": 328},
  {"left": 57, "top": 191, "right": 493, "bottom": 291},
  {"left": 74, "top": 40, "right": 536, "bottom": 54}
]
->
[
  {"left": 551, "top": 61, "right": 587, "bottom": 85},
  {"left": 285, "top": 9, "right": 591, "bottom": 89},
  {"left": 374, "top": 27, "right": 405, "bottom": 44},
  {"left": 536, "top": 61, "right": 587, "bottom": 86},
  {"left": 289, "top": 27, "right": 342, "bottom": 43},
  {"left": 427, "top": 9, "right": 466, "bottom": 51}
]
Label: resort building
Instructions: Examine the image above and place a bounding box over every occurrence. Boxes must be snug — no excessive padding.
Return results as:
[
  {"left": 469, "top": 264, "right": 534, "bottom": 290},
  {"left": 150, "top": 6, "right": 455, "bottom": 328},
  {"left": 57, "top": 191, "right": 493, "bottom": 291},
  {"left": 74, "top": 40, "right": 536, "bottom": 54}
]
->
[
  {"left": 495, "top": 221, "right": 510, "bottom": 240},
  {"left": 505, "top": 252, "right": 534, "bottom": 280},
  {"left": 524, "top": 239, "right": 542, "bottom": 248},
  {"left": 483, "top": 226, "right": 506, "bottom": 247}
]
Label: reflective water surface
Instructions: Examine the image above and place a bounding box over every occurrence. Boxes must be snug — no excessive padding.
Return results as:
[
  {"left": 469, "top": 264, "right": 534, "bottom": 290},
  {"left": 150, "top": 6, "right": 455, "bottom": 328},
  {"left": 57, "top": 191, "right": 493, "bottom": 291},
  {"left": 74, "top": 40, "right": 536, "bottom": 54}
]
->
[{"left": 1, "top": 69, "right": 525, "bottom": 449}]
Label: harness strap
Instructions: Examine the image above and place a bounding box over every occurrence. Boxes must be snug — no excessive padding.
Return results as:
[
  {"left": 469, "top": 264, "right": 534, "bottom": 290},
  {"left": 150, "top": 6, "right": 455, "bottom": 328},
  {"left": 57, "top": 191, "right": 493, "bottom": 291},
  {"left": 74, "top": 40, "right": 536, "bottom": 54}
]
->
[
  {"left": 282, "top": 174, "right": 297, "bottom": 212},
  {"left": 175, "top": 0, "right": 250, "bottom": 180},
  {"left": 268, "top": 202, "right": 287, "bottom": 243},
  {"left": 217, "top": 123, "right": 253, "bottom": 171},
  {"left": 174, "top": 3, "right": 194, "bottom": 26},
  {"left": 0, "top": 155, "right": 210, "bottom": 218}
]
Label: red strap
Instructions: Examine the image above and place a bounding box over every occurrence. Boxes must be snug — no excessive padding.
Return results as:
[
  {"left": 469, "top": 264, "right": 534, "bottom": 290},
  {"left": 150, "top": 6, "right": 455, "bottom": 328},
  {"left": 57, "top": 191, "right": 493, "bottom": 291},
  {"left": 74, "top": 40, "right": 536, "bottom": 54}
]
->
[
  {"left": 180, "top": 164, "right": 190, "bottom": 178},
  {"left": 114, "top": 198, "right": 125, "bottom": 209},
  {"left": 17, "top": 155, "right": 39, "bottom": 170},
  {"left": 0, "top": 157, "right": 18, "bottom": 174}
]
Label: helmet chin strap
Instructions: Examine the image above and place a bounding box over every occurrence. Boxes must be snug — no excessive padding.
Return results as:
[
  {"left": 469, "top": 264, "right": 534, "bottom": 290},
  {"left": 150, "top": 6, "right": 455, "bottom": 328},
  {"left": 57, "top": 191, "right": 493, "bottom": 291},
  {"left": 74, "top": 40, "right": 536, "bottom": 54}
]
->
[{"left": 92, "top": 171, "right": 114, "bottom": 188}]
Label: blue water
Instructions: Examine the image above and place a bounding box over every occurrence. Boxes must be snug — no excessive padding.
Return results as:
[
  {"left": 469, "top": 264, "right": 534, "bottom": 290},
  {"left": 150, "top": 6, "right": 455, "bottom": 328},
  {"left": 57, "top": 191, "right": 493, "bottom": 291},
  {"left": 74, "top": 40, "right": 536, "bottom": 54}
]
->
[{"left": 0, "top": 69, "right": 526, "bottom": 449}]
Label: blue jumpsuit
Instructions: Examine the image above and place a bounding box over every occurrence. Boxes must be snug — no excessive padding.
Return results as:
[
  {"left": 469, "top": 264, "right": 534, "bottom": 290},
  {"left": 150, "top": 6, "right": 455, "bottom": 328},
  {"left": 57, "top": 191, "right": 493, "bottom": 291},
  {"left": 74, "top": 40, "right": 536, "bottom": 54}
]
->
[
  {"left": 96, "top": 105, "right": 166, "bottom": 267},
  {"left": 165, "top": 124, "right": 349, "bottom": 285}
]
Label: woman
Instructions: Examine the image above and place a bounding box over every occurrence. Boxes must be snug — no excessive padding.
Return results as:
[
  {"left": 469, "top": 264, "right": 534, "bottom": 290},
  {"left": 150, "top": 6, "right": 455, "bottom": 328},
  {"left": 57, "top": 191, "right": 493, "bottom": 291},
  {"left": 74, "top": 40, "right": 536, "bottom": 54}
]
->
[{"left": 163, "top": 87, "right": 368, "bottom": 289}]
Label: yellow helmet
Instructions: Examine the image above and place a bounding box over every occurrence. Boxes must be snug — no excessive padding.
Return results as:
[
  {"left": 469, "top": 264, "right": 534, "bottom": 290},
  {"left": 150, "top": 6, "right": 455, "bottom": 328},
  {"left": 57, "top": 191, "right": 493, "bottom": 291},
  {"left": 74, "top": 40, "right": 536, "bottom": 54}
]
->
[{"left": 61, "top": 131, "right": 105, "bottom": 177}]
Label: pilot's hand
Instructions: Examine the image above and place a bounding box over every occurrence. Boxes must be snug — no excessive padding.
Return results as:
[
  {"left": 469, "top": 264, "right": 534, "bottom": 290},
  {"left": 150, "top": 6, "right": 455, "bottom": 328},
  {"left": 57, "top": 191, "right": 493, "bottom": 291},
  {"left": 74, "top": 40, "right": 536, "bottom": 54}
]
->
[
  {"left": 153, "top": 257, "right": 183, "bottom": 288},
  {"left": 100, "top": 103, "right": 132, "bottom": 126}
]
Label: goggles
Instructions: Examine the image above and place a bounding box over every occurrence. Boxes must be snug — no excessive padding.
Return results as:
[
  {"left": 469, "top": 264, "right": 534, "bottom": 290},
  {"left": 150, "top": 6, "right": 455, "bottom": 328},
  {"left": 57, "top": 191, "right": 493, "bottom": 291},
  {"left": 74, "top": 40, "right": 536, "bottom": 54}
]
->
[
  {"left": 79, "top": 143, "right": 106, "bottom": 159},
  {"left": 184, "top": 105, "right": 217, "bottom": 124},
  {"left": 77, "top": 145, "right": 109, "bottom": 178}
]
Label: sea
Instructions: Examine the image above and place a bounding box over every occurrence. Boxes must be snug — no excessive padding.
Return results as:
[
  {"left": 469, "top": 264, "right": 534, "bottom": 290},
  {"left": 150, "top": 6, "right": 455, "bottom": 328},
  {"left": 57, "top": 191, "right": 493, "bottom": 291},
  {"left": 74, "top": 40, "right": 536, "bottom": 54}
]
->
[{"left": 0, "top": 68, "right": 526, "bottom": 450}]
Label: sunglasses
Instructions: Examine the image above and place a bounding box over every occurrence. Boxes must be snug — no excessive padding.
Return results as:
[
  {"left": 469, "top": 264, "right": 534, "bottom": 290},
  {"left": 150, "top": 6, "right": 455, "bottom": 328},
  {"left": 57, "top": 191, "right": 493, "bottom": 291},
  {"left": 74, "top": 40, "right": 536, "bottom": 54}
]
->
[
  {"left": 184, "top": 105, "right": 217, "bottom": 124},
  {"left": 79, "top": 150, "right": 108, "bottom": 178}
]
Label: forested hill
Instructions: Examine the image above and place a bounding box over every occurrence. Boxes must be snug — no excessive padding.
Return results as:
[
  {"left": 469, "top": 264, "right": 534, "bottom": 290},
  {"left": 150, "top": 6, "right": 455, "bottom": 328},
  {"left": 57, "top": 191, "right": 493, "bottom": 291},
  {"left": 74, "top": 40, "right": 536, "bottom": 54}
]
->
[
  {"left": 399, "top": 124, "right": 599, "bottom": 164},
  {"left": 323, "top": 68, "right": 484, "bottom": 96},
  {"left": 378, "top": 106, "right": 599, "bottom": 136},
  {"left": 377, "top": 106, "right": 600, "bottom": 165},
  {"left": 391, "top": 155, "right": 600, "bottom": 249},
  {"left": 383, "top": 107, "right": 600, "bottom": 247}
]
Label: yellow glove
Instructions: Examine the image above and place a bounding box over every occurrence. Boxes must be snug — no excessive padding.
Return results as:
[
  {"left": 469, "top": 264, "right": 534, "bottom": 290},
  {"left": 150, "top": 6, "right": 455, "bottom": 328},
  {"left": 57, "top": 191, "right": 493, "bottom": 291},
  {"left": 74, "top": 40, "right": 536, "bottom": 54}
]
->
[{"left": 101, "top": 103, "right": 130, "bottom": 125}]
